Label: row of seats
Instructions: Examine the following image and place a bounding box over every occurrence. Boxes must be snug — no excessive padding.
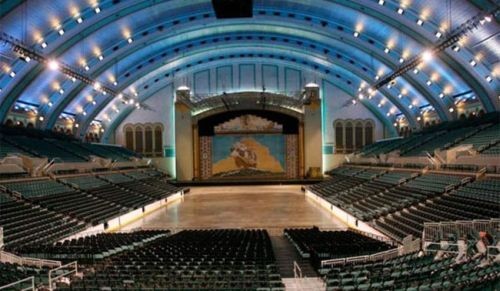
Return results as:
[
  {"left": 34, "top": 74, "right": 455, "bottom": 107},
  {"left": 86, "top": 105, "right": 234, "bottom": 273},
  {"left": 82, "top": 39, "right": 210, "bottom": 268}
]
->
[
  {"left": 0, "top": 171, "right": 179, "bottom": 250},
  {"left": 57, "top": 229, "right": 285, "bottom": 290},
  {"left": 374, "top": 178, "right": 500, "bottom": 241},
  {"left": 285, "top": 228, "right": 392, "bottom": 269},
  {"left": 0, "top": 128, "right": 140, "bottom": 162},
  {"left": 319, "top": 252, "right": 499, "bottom": 290},
  {"left": 0, "top": 262, "right": 50, "bottom": 288},
  {"left": 18, "top": 230, "right": 170, "bottom": 263},
  {"left": 357, "top": 113, "right": 499, "bottom": 157},
  {"left": 0, "top": 193, "right": 85, "bottom": 250}
]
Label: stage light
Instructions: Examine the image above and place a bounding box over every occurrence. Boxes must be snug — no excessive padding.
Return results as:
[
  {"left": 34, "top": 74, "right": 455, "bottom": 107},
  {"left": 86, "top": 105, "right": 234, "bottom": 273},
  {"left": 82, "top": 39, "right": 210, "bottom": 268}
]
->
[
  {"left": 397, "top": 8, "right": 404, "bottom": 15},
  {"left": 485, "top": 75, "right": 492, "bottom": 83},
  {"left": 58, "top": 29, "right": 65, "bottom": 36},
  {"left": 439, "top": 93, "right": 444, "bottom": 98},
  {"left": 48, "top": 59, "right": 59, "bottom": 70},
  {"left": 378, "top": 0, "right": 384, "bottom": 5},
  {"left": 127, "top": 37, "right": 133, "bottom": 44},
  {"left": 353, "top": 31, "right": 359, "bottom": 38},
  {"left": 426, "top": 80, "right": 432, "bottom": 86},
  {"left": 421, "top": 50, "right": 433, "bottom": 62},
  {"left": 76, "top": 17, "right": 83, "bottom": 24},
  {"left": 399, "top": 57, "right": 404, "bottom": 63},
  {"left": 98, "top": 55, "right": 104, "bottom": 61},
  {"left": 59, "top": 88, "right": 65, "bottom": 94},
  {"left": 469, "top": 59, "right": 477, "bottom": 67},
  {"left": 39, "top": 116, "right": 44, "bottom": 121},
  {"left": 9, "top": 71, "right": 16, "bottom": 78},
  {"left": 417, "top": 116, "right": 421, "bottom": 121},
  {"left": 416, "top": 19, "right": 424, "bottom": 26},
  {"left": 384, "top": 47, "right": 390, "bottom": 54},
  {"left": 435, "top": 31, "right": 442, "bottom": 38},
  {"left": 413, "top": 68, "right": 419, "bottom": 74},
  {"left": 41, "top": 42, "right": 47, "bottom": 48},
  {"left": 94, "top": 7, "right": 101, "bottom": 14}
]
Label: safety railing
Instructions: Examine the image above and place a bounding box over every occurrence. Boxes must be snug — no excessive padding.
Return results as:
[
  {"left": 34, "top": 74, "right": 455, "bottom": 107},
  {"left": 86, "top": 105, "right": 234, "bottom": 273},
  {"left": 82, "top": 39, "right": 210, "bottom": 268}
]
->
[
  {"left": 320, "top": 247, "right": 401, "bottom": 267},
  {"left": 423, "top": 218, "right": 499, "bottom": 243},
  {"left": 349, "top": 228, "right": 396, "bottom": 246},
  {"left": 0, "top": 250, "right": 61, "bottom": 268},
  {"left": 48, "top": 261, "right": 78, "bottom": 291},
  {"left": 0, "top": 276, "right": 34, "bottom": 291}
]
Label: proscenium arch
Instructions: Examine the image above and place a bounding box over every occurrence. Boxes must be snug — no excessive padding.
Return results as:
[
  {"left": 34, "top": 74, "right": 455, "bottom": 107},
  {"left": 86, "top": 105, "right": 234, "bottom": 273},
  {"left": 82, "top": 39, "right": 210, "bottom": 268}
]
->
[
  {"left": 37, "top": 22, "right": 449, "bottom": 130},
  {"left": 100, "top": 58, "right": 399, "bottom": 143},
  {"left": 73, "top": 44, "right": 420, "bottom": 131},
  {"left": 2, "top": 3, "right": 492, "bottom": 125}
]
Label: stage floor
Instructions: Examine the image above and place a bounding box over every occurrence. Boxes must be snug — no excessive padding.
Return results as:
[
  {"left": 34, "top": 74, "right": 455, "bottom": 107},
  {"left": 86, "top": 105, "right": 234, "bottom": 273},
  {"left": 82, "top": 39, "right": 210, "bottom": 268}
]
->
[{"left": 119, "top": 185, "right": 346, "bottom": 232}]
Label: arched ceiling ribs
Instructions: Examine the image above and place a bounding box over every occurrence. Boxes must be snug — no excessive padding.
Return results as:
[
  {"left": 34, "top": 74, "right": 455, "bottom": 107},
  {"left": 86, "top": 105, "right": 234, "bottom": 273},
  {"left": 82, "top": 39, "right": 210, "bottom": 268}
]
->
[
  {"left": 0, "top": 0, "right": 495, "bottom": 128},
  {"left": 100, "top": 59, "right": 399, "bottom": 142},
  {"left": 80, "top": 51, "right": 403, "bottom": 138},
  {"left": 71, "top": 45, "right": 415, "bottom": 134},
  {"left": 39, "top": 22, "right": 446, "bottom": 129}
]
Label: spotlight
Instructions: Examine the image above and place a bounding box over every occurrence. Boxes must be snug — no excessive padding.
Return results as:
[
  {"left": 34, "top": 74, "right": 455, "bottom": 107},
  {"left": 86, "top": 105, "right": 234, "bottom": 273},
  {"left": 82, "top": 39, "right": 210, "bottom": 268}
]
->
[
  {"left": 421, "top": 50, "right": 433, "bottom": 62},
  {"left": 469, "top": 59, "right": 477, "bottom": 67},
  {"left": 397, "top": 8, "right": 404, "bottom": 15},
  {"left": 127, "top": 37, "right": 133, "bottom": 44},
  {"left": 48, "top": 59, "right": 59, "bottom": 70},
  {"left": 378, "top": 0, "right": 384, "bottom": 5},
  {"left": 449, "top": 107, "right": 454, "bottom": 113},
  {"left": 384, "top": 47, "right": 390, "bottom": 54},
  {"left": 41, "top": 42, "right": 48, "bottom": 48},
  {"left": 353, "top": 31, "right": 359, "bottom": 38},
  {"left": 76, "top": 17, "right": 83, "bottom": 24},
  {"left": 416, "top": 19, "right": 424, "bottom": 26},
  {"left": 9, "top": 71, "right": 16, "bottom": 78},
  {"left": 413, "top": 68, "right": 419, "bottom": 74},
  {"left": 485, "top": 75, "right": 492, "bottom": 83},
  {"left": 435, "top": 31, "right": 442, "bottom": 38},
  {"left": 94, "top": 7, "right": 101, "bottom": 14},
  {"left": 58, "top": 29, "right": 65, "bottom": 36},
  {"left": 39, "top": 116, "right": 44, "bottom": 121},
  {"left": 94, "top": 82, "right": 101, "bottom": 90}
]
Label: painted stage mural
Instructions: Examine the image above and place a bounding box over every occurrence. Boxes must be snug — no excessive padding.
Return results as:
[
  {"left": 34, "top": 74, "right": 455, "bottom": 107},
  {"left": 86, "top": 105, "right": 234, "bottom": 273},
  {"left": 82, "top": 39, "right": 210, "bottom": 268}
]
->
[
  {"left": 212, "top": 135, "right": 285, "bottom": 177},
  {"left": 199, "top": 114, "right": 298, "bottom": 179}
]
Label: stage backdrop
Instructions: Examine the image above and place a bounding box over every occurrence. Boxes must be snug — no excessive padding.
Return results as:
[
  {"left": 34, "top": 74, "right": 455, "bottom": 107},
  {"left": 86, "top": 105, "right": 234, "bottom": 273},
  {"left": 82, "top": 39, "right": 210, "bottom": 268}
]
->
[{"left": 199, "top": 113, "right": 298, "bottom": 179}]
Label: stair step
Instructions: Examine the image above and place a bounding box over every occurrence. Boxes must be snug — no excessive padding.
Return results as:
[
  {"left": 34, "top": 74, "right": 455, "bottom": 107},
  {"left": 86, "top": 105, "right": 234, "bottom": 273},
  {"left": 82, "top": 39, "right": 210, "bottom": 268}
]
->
[{"left": 270, "top": 235, "right": 317, "bottom": 278}]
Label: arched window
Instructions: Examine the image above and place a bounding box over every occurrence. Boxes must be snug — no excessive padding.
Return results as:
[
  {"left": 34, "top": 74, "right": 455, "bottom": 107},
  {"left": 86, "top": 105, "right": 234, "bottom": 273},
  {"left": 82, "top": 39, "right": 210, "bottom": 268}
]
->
[
  {"left": 364, "top": 121, "right": 374, "bottom": 144},
  {"left": 145, "top": 126, "right": 153, "bottom": 154},
  {"left": 125, "top": 126, "right": 134, "bottom": 151},
  {"left": 345, "top": 121, "right": 353, "bottom": 153},
  {"left": 154, "top": 125, "right": 163, "bottom": 156},
  {"left": 135, "top": 126, "right": 144, "bottom": 153},
  {"left": 459, "top": 113, "right": 466, "bottom": 120},
  {"left": 5, "top": 119, "right": 13, "bottom": 127},
  {"left": 27, "top": 122, "right": 34, "bottom": 129},
  {"left": 335, "top": 121, "right": 344, "bottom": 153},
  {"left": 355, "top": 121, "right": 363, "bottom": 149}
]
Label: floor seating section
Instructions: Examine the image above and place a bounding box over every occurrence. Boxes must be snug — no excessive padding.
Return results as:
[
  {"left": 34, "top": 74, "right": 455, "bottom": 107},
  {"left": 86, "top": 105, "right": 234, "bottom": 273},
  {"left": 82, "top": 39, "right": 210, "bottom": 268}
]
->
[
  {"left": 455, "top": 123, "right": 500, "bottom": 154},
  {"left": 6, "top": 135, "right": 88, "bottom": 163},
  {"left": 58, "top": 229, "right": 285, "bottom": 290},
  {"left": 284, "top": 228, "right": 392, "bottom": 269},
  {"left": 0, "top": 192, "right": 85, "bottom": 250},
  {"left": 18, "top": 230, "right": 170, "bottom": 263},
  {"left": 319, "top": 252, "right": 499, "bottom": 290}
]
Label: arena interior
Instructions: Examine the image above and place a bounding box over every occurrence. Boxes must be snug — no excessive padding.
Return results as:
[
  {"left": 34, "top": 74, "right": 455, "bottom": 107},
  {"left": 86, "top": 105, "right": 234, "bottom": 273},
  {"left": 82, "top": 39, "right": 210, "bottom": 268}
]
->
[{"left": 0, "top": 0, "right": 499, "bottom": 290}]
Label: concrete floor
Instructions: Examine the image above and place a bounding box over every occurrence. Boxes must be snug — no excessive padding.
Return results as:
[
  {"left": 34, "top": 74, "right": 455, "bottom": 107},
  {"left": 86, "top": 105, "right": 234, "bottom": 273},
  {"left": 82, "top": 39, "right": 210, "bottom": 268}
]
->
[{"left": 120, "top": 185, "right": 346, "bottom": 232}]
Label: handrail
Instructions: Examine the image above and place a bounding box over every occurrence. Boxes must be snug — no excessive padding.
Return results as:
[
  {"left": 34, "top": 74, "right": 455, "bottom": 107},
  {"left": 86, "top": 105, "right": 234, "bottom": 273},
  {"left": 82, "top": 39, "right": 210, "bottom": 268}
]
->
[
  {"left": 320, "top": 247, "right": 401, "bottom": 267},
  {"left": 48, "top": 261, "right": 78, "bottom": 291},
  {"left": 0, "top": 251, "right": 61, "bottom": 268},
  {"left": 293, "top": 261, "right": 302, "bottom": 279},
  {"left": 0, "top": 276, "right": 34, "bottom": 291}
]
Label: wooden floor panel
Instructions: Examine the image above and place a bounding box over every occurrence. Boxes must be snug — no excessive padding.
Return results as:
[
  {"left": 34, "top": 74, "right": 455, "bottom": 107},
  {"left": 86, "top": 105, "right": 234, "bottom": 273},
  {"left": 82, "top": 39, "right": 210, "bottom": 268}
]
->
[{"left": 120, "top": 185, "right": 346, "bottom": 232}]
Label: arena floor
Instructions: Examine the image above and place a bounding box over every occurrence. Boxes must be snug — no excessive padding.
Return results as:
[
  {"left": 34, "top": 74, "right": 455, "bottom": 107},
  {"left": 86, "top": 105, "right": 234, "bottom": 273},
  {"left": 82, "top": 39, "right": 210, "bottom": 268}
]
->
[{"left": 119, "top": 185, "right": 346, "bottom": 232}]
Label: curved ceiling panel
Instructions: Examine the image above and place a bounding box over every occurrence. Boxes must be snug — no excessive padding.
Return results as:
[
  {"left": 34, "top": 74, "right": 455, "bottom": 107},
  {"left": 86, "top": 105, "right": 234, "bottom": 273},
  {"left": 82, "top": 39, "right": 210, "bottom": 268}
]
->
[{"left": 0, "top": 0, "right": 498, "bottom": 138}]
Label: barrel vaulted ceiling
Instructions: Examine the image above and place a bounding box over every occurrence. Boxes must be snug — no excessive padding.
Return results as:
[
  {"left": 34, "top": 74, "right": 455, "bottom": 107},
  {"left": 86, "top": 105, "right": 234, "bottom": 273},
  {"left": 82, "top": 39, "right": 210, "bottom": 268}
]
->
[{"left": 0, "top": 0, "right": 498, "bottom": 137}]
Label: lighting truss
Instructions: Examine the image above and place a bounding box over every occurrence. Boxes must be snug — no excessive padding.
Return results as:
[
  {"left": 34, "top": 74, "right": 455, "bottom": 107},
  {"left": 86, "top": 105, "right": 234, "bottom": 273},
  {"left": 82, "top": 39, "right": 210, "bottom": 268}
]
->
[
  {"left": 0, "top": 32, "right": 150, "bottom": 111},
  {"left": 358, "top": 7, "right": 499, "bottom": 100}
]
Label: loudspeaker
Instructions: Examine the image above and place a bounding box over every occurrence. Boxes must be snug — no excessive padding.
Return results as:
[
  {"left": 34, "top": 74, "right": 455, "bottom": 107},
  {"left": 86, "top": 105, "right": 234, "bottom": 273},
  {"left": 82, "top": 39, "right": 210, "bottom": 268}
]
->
[{"left": 211, "top": 0, "right": 253, "bottom": 19}]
